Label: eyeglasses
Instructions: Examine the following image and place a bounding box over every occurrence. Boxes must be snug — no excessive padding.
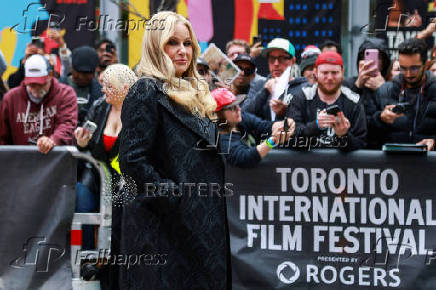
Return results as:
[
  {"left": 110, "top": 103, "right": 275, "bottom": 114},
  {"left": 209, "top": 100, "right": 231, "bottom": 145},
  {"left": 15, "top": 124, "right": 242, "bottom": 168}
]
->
[
  {"left": 268, "top": 55, "right": 291, "bottom": 64},
  {"left": 237, "top": 66, "right": 255, "bottom": 76},
  {"left": 399, "top": 65, "right": 423, "bottom": 74}
]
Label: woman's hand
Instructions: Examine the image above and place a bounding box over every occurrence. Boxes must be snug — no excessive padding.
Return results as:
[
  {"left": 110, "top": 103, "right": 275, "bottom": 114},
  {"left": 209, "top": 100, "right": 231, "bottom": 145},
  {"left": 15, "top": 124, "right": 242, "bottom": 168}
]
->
[
  {"left": 271, "top": 118, "right": 295, "bottom": 144},
  {"left": 74, "top": 127, "right": 93, "bottom": 148}
]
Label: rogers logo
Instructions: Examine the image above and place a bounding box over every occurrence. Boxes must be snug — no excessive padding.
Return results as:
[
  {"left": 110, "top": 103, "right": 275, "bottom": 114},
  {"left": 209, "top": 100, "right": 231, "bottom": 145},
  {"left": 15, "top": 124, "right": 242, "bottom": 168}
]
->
[{"left": 277, "top": 261, "right": 300, "bottom": 284}]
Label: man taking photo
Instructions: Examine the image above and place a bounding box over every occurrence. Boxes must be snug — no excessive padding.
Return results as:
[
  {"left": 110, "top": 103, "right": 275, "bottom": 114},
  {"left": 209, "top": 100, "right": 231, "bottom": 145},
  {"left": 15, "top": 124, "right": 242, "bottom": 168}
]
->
[
  {"left": 372, "top": 38, "right": 436, "bottom": 150},
  {"left": 287, "top": 51, "right": 367, "bottom": 151}
]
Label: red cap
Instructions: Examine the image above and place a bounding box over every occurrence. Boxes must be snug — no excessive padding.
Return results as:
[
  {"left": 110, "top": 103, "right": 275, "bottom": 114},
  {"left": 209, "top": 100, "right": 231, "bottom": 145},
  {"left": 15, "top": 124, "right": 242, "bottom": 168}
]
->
[
  {"left": 315, "top": 51, "right": 343, "bottom": 68},
  {"left": 211, "top": 88, "right": 244, "bottom": 112}
]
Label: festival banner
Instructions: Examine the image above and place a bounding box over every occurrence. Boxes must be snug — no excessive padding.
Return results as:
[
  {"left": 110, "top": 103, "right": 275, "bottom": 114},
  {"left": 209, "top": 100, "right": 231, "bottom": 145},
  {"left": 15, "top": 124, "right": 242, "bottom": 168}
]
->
[{"left": 226, "top": 150, "right": 436, "bottom": 289}]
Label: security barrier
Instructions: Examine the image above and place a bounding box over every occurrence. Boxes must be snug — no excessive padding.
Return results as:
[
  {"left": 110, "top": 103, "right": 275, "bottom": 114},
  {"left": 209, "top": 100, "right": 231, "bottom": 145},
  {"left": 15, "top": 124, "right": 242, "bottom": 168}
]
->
[{"left": 0, "top": 146, "right": 111, "bottom": 290}]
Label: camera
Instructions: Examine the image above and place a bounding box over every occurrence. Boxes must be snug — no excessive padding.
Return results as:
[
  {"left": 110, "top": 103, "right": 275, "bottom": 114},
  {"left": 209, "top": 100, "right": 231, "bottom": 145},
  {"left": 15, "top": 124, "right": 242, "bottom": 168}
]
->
[{"left": 391, "top": 102, "right": 411, "bottom": 114}]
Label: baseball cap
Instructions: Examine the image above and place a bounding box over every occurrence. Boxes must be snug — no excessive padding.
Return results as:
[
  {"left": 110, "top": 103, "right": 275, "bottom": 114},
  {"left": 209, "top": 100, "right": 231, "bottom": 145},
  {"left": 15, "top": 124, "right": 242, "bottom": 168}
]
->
[
  {"left": 233, "top": 54, "right": 255, "bottom": 67},
  {"left": 301, "top": 45, "right": 321, "bottom": 59},
  {"left": 261, "top": 38, "right": 295, "bottom": 58},
  {"left": 300, "top": 54, "right": 318, "bottom": 73},
  {"left": 211, "top": 88, "right": 245, "bottom": 112},
  {"left": 197, "top": 57, "right": 209, "bottom": 69},
  {"left": 72, "top": 46, "right": 99, "bottom": 73},
  {"left": 315, "top": 51, "right": 343, "bottom": 68},
  {"left": 24, "top": 54, "right": 50, "bottom": 85}
]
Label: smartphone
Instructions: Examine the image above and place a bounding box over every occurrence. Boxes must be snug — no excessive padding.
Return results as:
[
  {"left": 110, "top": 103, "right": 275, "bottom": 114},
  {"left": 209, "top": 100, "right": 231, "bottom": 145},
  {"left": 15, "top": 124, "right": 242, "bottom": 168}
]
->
[
  {"left": 252, "top": 35, "right": 262, "bottom": 45},
  {"left": 106, "top": 43, "right": 115, "bottom": 53},
  {"left": 31, "top": 36, "right": 44, "bottom": 48},
  {"left": 364, "top": 49, "right": 379, "bottom": 77},
  {"left": 83, "top": 120, "right": 97, "bottom": 134},
  {"left": 283, "top": 117, "right": 288, "bottom": 131},
  {"left": 391, "top": 102, "right": 411, "bottom": 114},
  {"left": 326, "top": 105, "right": 341, "bottom": 116}
]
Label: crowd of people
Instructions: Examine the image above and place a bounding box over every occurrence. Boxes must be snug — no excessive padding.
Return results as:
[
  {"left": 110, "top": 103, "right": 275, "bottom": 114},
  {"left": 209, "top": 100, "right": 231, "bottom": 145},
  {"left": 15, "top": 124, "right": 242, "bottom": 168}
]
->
[{"left": 1, "top": 9, "right": 436, "bottom": 290}]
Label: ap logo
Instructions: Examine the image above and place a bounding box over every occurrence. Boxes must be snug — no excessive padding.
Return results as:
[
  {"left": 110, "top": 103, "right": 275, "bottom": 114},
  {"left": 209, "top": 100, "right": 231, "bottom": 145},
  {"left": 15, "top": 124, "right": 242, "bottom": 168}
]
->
[{"left": 277, "top": 261, "right": 300, "bottom": 284}]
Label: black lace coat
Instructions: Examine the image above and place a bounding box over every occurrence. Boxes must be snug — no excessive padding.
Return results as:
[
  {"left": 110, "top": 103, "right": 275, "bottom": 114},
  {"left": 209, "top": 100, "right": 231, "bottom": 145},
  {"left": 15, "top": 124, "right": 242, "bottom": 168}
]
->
[{"left": 117, "top": 77, "right": 229, "bottom": 290}]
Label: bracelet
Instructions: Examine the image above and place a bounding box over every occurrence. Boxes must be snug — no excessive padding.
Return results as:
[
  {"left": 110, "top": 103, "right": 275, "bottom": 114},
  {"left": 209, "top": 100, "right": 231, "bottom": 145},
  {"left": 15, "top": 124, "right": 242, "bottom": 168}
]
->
[
  {"left": 266, "top": 137, "right": 278, "bottom": 149},
  {"left": 316, "top": 118, "right": 321, "bottom": 129}
]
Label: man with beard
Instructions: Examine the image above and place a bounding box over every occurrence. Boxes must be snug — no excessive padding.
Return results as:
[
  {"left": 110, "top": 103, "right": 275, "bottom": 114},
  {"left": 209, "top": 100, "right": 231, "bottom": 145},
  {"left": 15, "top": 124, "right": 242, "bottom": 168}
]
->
[
  {"left": 286, "top": 51, "right": 367, "bottom": 151},
  {"left": 372, "top": 38, "right": 436, "bottom": 150},
  {"left": 0, "top": 54, "right": 77, "bottom": 153}
]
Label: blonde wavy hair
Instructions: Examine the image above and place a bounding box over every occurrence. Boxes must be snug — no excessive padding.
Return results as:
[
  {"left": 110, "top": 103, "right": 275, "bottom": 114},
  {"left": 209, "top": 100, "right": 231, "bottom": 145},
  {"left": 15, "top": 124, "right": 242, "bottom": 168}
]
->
[{"left": 135, "top": 11, "right": 216, "bottom": 118}]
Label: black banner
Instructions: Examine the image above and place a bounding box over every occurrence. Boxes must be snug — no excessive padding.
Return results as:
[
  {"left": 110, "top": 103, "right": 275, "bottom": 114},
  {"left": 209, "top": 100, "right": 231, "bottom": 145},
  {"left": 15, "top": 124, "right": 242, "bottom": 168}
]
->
[
  {"left": 35, "top": 0, "right": 96, "bottom": 50},
  {"left": 0, "top": 146, "right": 76, "bottom": 290},
  {"left": 226, "top": 150, "right": 436, "bottom": 289}
]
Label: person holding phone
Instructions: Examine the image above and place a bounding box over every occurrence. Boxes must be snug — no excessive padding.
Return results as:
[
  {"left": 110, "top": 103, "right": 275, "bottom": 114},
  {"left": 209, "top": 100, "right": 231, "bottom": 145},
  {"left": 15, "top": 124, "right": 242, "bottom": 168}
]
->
[
  {"left": 95, "top": 39, "right": 118, "bottom": 77},
  {"left": 74, "top": 64, "right": 137, "bottom": 254},
  {"left": 372, "top": 38, "right": 436, "bottom": 151},
  {"left": 213, "top": 88, "right": 294, "bottom": 168},
  {"left": 343, "top": 38, "right": 391, "bottom": 149},
  {"left": 287, "top": 51, "right": 367, "bottom": 151},
  {"left": 7, "top": 41, "right": 45, "bottom": 89}
]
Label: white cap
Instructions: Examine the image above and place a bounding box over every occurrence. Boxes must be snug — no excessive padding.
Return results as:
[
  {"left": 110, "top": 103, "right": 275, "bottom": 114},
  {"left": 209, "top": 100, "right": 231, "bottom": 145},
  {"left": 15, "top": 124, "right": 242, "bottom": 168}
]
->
[
  {"left": 24, "top": 54, "right": 50, "bottom": 85},
  {"left": 261, "top": 38, "right": 296, "bottom": 57}
]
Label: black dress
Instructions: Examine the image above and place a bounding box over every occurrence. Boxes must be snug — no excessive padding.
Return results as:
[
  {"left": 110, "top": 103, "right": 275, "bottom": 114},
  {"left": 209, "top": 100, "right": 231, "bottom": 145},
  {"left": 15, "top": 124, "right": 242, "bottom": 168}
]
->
[{"left": 117, "top": 77, "right": 229, "bottom": 290}]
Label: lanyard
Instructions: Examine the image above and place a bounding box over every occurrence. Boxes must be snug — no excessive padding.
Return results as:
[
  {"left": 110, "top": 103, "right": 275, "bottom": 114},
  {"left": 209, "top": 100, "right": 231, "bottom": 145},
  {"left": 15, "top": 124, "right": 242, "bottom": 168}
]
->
[{"left": 399, "top": 85, "right": 424, "bottom": 140}]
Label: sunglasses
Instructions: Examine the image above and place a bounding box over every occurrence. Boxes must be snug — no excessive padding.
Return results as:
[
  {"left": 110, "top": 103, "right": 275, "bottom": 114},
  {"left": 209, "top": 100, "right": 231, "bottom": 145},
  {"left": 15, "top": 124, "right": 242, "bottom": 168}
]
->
[
  {"left": 237, "top": 66, "right": 255, "bottom": 76},
  {"left": 268, "top": 55, "right": 292, "bottom": 64},
  {"left": 399, "top": 65, "right": 423, "bottom": 74}
]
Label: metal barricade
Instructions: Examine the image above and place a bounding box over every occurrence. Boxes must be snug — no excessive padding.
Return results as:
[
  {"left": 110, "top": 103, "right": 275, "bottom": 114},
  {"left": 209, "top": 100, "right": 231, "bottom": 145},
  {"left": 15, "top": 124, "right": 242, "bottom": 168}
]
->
[{"left": 67, "top": 148, "right": 112, "bottom": 290}]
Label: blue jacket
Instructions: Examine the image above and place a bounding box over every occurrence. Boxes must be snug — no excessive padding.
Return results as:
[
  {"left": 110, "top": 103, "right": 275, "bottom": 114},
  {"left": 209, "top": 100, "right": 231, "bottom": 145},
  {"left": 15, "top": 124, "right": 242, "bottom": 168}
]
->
[{"left": 219, "top": 112, "right": 272, "bottom": 168}]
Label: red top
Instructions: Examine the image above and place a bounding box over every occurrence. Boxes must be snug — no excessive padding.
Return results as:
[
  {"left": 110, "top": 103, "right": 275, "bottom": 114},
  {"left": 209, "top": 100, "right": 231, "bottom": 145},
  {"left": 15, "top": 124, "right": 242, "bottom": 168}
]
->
[{"left": 103, "top": 134, "right": 117, "bottom": 152}]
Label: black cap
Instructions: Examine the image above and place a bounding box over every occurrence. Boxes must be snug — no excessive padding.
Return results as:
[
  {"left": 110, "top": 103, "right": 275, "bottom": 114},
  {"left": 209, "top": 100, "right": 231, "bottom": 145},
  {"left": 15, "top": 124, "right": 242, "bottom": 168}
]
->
[
  {"left": 233, "top": 54, "right": 255, "bottom": 67},
  {"left": 72, "top": 46, "right": 99, "bottom": 73}
]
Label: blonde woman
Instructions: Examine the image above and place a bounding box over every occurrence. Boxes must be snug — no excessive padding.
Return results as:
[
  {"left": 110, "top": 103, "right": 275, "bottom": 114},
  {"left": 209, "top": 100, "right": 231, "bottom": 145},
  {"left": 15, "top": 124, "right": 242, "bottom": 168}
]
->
[
  {"left": 73, "top": 64, "right": 137, "bottom": 252},
  {"left": 118, "top": 11, "right": 229, "bottom": 289},
  {"left": 75, "top": 64, "right": 137, "bottom": 166}
]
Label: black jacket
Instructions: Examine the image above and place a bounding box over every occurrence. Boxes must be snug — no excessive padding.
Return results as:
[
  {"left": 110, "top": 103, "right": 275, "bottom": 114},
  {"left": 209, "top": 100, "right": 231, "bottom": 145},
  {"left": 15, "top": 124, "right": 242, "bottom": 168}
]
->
[
  {"left": 118, "top": 77, "right": 229, "bottom": 290},
  {"left": 287, "top": 84, "right": 367, "bottom": 151},
  {"left": 219, "top": 111, "right": 272, "bottom": 168},
  {"left": 7, "top": 61, "right": 25, "bottom": 89},
  {"left": 59, "top": 76, "right": 103, "bottom": 124},
  {"left": 343, "top": 38, "right": 391, "bottom": 149},
  {"left": 372, "top": 71, "right": 436, "bottom": 144},
  {"left": 79, "top": 97, "right": 119, "bottom": 169},
  {"left": 244, "top": 76, "right": 308, "bottom": 121},
  {"left": 240, "top": 73, "right": 267, "bottom": 110}
]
